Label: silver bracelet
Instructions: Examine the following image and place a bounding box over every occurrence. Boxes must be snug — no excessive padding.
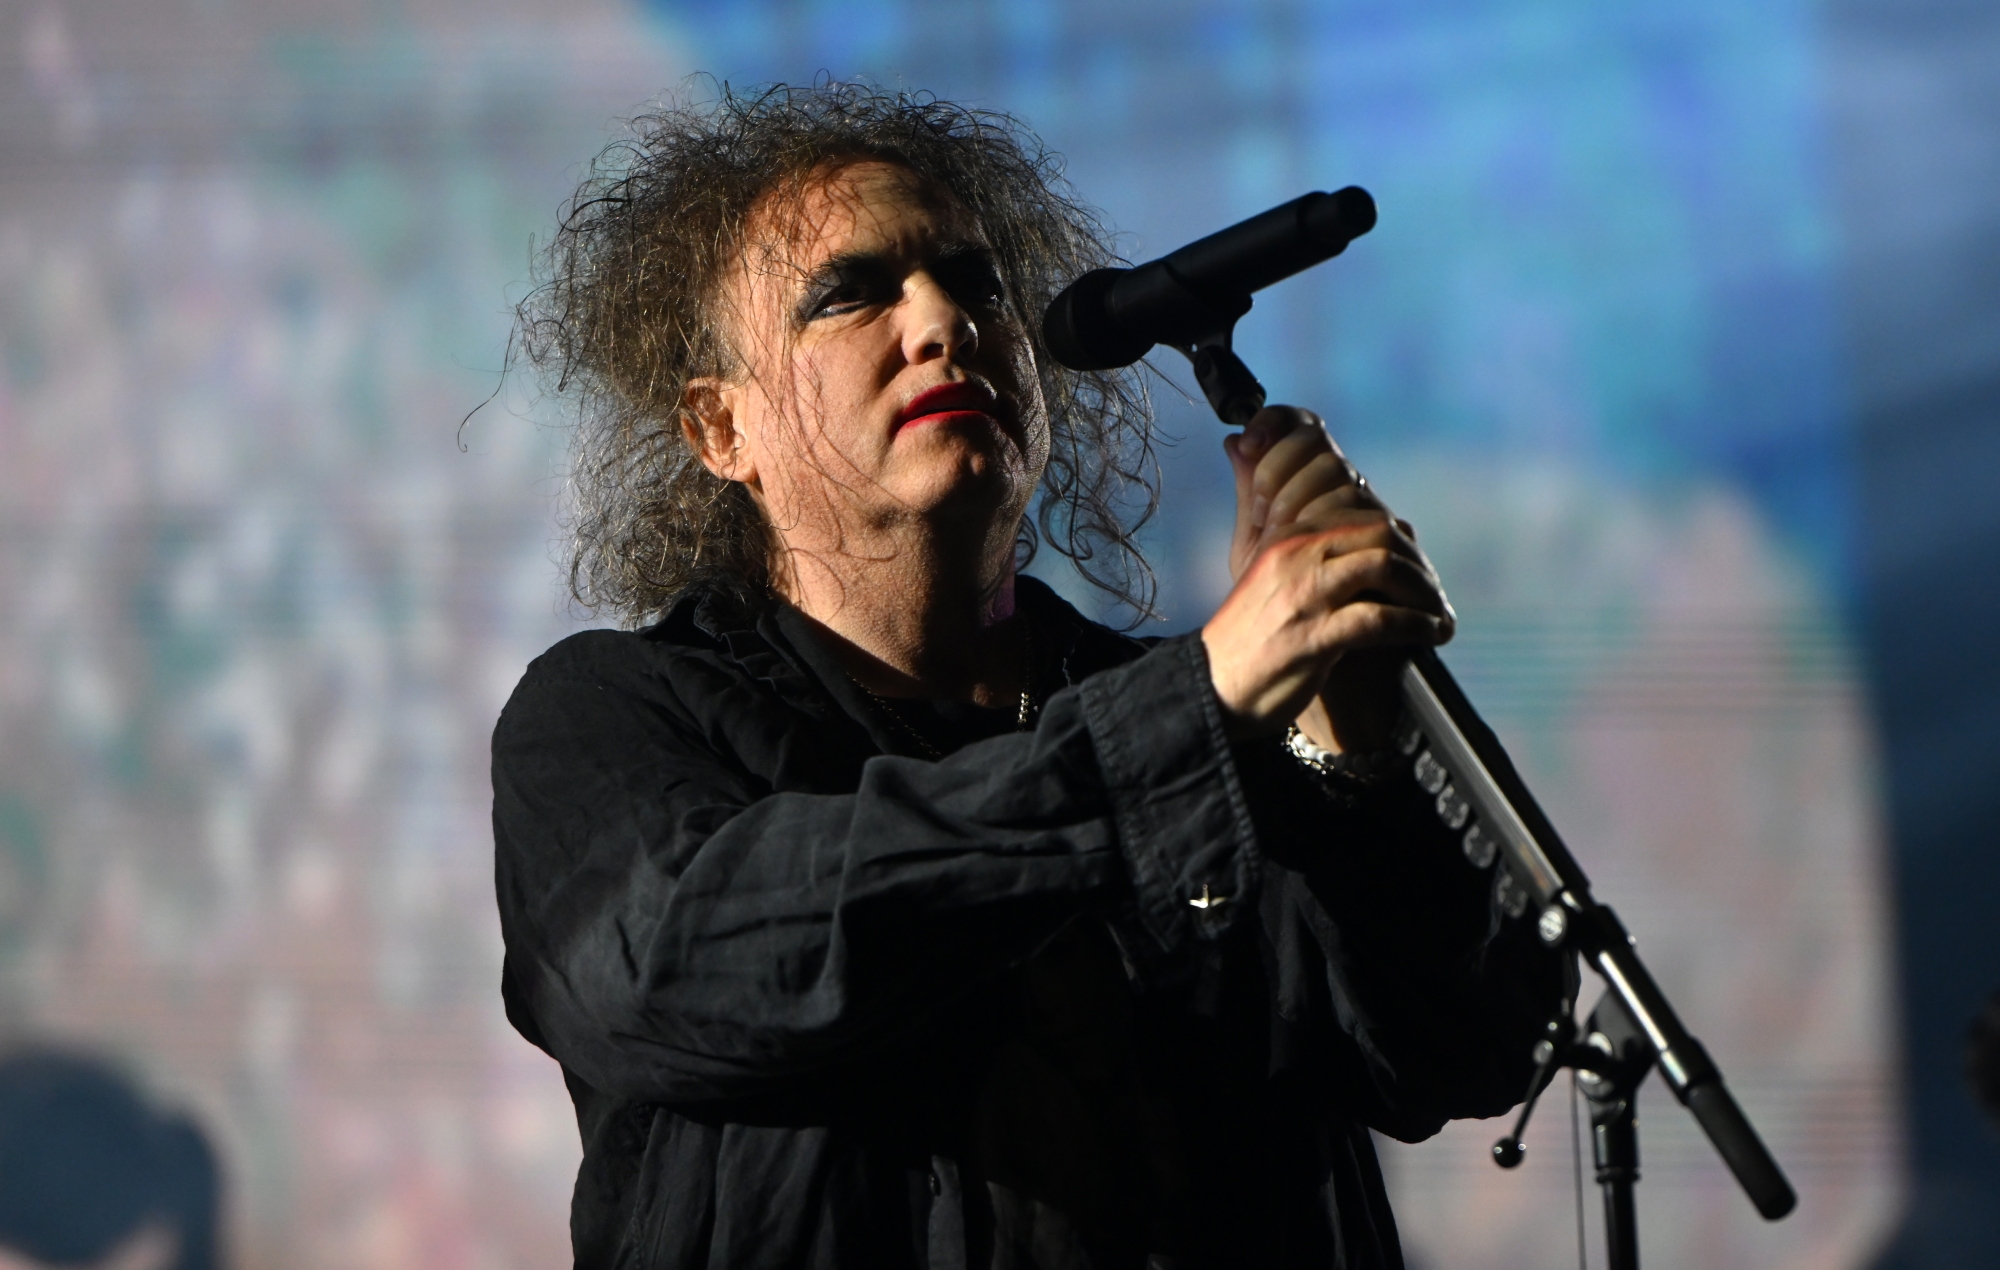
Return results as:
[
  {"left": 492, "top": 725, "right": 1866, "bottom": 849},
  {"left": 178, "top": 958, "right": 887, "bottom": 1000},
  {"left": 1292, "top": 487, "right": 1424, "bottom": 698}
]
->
[{"left": 1284, "top": 725, "right": 1399, "bottom": 791}]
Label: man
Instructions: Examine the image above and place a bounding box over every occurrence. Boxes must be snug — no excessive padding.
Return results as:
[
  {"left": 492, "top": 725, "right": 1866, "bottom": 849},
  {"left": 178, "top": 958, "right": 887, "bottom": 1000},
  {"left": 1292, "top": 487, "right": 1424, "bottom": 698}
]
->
[{"left": 495, "top": 81, "right": 1564, "bottom": 1269}]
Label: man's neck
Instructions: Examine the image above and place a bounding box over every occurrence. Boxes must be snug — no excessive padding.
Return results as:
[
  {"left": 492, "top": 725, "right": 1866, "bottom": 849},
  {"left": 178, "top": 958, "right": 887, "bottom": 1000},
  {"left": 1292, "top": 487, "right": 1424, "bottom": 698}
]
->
[{"left": 779, "top": 528, "right": 1025, "bottom": 708}]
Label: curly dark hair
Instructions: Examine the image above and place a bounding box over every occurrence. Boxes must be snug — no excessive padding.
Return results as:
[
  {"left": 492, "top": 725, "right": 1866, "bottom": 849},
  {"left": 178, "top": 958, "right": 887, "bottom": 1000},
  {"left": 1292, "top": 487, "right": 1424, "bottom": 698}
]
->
[{"left": 516, "top": 79, "right": 1161, "bottom": 626}]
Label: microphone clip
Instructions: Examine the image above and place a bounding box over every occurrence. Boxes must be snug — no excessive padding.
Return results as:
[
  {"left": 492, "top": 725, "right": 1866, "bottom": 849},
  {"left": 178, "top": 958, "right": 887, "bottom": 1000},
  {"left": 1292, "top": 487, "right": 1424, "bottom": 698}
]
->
[{"left": 1181, "top": 327, "right": 1268, "bottom": 430}]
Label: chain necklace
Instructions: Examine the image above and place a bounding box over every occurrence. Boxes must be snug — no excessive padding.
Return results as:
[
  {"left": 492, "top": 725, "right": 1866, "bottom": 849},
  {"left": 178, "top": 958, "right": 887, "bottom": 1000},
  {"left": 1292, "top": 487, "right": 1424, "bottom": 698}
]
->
[{"left": 855, "top": 620, "right": 1036, "bottom": 760}]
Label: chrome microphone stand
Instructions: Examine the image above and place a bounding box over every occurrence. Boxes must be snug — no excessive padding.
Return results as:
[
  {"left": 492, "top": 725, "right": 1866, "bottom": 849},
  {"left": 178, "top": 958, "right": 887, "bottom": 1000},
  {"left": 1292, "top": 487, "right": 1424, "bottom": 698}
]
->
[{"left": 1183, "top": 337, "right": 1798, "bottom": 1270}]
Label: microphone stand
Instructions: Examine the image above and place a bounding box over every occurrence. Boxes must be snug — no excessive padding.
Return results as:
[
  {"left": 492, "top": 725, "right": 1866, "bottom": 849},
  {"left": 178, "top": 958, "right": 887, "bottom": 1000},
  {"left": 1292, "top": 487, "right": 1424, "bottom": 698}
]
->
[{"left": 1176, "top": 333, "right": 1798, "bottom": 1269}]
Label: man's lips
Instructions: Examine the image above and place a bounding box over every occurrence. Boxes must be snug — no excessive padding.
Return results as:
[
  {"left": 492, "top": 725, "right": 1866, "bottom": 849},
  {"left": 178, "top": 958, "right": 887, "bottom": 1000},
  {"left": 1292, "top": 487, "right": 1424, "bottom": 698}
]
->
[{"left": 894, "top": 382, "right": 1001, "bottom": 430}]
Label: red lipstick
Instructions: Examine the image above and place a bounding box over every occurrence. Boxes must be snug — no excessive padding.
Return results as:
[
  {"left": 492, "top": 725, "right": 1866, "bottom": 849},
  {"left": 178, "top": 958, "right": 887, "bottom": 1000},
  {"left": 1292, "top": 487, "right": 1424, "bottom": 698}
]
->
[{"left": 894, "top": 381, "right": 999, "bottom": 430}]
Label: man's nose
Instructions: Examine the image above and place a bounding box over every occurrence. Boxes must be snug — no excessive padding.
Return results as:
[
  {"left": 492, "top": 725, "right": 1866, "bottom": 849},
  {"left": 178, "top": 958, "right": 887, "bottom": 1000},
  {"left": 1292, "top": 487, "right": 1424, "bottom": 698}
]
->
[{"left": 900, "top": 272, "right": 978, "bottom": 364}]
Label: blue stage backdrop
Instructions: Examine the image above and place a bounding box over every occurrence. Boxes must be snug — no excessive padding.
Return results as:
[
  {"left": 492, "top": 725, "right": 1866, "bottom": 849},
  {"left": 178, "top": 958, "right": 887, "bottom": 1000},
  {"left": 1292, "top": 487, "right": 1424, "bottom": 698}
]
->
[{"left": 7, "top": 0, "right": 1993, "bottom": 1266}]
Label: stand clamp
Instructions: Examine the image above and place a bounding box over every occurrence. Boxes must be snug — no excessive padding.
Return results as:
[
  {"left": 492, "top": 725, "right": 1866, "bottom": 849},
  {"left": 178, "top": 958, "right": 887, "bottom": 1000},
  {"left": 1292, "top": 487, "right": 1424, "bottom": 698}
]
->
[{"left": 1491, "top": 991, "right": 1657, "bottom": 1270}]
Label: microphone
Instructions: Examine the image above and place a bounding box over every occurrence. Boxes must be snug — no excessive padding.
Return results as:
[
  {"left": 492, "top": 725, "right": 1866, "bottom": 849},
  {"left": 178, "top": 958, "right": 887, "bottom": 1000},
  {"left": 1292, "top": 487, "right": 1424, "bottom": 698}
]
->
[{"left": 1042, "top": 186, "right": 1377, "bottom": 372}]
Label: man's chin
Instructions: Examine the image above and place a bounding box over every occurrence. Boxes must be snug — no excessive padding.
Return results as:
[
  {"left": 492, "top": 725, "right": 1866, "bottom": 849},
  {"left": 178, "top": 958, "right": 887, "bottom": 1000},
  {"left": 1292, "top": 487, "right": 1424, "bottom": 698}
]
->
[
  {"left": 902, "top": 464, "right": 1034, "bottom": 534},
  {"left": 895, "top": 436, "right": 1032, "bottom": 497}
]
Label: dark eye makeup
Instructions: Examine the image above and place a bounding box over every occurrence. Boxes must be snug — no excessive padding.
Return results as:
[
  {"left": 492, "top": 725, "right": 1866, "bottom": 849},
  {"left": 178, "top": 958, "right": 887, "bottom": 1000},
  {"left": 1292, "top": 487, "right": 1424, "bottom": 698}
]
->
[
  {"left": 931, "top": 248, "right": 1007, "bottom": 309},
  {"left": 798, "top": 256, "right": 900, "bottom": 322},
  {"left": 796, "top": 245, "right": 1006, "bottom": 324}
]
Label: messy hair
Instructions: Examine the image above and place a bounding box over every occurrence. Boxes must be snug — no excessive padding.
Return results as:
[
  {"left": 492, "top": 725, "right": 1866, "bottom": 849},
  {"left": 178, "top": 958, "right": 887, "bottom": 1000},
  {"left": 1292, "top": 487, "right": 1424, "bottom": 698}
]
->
[{"left": 516, "top": 79, "right": 1160, "bottom": 626}]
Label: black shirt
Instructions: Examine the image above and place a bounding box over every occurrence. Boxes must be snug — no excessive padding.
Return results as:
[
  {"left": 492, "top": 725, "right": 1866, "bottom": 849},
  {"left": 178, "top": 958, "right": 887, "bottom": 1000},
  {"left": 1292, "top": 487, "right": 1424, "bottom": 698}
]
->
[{"left": 491, "top": 576, "right": 1564, "bottom": 1269}]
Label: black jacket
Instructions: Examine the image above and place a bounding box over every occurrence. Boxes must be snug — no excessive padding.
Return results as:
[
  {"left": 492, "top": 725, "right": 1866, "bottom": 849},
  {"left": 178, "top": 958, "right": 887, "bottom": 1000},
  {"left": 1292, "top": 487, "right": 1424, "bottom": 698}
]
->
[{"left": 491, "top": 576, "right": 1564, "bottom": 1270}]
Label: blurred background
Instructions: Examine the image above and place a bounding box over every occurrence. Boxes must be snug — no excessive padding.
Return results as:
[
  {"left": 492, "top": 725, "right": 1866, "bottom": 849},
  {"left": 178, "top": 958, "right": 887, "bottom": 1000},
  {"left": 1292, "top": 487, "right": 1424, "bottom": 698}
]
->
[{"left": 0, "top": 0, "right": 1993, "bottom": 1266}]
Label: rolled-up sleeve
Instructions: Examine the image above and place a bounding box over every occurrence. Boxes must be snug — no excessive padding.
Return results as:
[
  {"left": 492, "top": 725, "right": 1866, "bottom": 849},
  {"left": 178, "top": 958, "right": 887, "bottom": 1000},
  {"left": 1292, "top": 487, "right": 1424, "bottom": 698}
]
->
[{"left": 492, "top": 629, "right": 1260, "bottom": 1106}]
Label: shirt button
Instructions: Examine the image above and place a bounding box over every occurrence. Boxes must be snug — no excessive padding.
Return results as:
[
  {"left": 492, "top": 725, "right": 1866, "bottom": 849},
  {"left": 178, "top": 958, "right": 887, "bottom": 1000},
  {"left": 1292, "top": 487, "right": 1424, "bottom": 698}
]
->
[{"left": 928, "top": 1169, "right": 942, "bottom": 1196}]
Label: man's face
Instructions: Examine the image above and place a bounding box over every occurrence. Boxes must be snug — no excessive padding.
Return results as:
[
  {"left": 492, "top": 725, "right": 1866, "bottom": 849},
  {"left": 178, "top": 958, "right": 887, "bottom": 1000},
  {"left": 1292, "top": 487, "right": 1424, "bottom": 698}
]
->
[{"left": 696, "top": 161, "right": 1050, "bottom": 576}]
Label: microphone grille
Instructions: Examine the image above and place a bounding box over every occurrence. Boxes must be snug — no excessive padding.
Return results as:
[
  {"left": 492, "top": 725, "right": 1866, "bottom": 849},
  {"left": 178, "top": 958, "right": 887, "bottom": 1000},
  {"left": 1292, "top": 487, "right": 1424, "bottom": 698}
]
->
[{"left": 1040, "top": 269, "right": 1155, "bottom": 371}]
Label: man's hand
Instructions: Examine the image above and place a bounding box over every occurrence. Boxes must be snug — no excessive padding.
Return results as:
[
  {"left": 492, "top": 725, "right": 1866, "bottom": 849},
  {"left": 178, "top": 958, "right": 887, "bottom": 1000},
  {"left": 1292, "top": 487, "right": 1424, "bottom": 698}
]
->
[{"left": 1200, "top": 406, "right": 1454, "bottom": 748}]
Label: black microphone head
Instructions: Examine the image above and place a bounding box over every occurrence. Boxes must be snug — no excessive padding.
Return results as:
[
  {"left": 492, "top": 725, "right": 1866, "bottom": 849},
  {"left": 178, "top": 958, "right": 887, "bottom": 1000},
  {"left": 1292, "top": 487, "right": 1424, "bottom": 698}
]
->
[
  {"left": 1042, "top": 185, "right": 1379, "bottom": 373},
  {"left": 1041, "top": 268, "right": 1157, "bottom": 371},
  {"left": 1321, "top": 185, "right": 1377, "bottom": 243}
]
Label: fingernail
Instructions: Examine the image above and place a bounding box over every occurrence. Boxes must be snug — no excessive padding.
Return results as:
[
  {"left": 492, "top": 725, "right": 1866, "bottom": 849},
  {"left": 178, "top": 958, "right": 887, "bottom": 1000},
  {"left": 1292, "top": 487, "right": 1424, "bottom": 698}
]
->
[{"left": 1250, "top": 494, "right": 1270, "bottom": 528}]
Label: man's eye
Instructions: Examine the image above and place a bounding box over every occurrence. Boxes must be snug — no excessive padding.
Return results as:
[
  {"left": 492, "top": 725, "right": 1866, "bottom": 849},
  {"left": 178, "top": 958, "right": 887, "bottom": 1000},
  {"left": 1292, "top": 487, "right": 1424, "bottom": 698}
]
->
[
  {"left": 938, "top": 262, "right": 1006, "bottom": 308},
  {"left": 811, "top": 284, "right": 874, "bottom": 317}
]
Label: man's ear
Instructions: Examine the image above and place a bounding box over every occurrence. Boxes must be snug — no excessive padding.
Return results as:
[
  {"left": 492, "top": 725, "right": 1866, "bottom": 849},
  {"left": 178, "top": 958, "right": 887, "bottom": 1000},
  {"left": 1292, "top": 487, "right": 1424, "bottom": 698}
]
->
[{"left": 681, "top": 378, "right": 756, "bottom": 486}]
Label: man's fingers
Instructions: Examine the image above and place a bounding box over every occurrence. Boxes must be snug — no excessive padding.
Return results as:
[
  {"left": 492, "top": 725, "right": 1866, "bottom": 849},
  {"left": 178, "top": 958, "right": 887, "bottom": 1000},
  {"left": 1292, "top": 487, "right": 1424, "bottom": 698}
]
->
[
  {"left": 1263, "top": 506, "right": 1431, "bottom": 582},
  {"left": 1224, "top": 431, "right": 1262, "bottom": 572},
  {"left": 1224, "top": 432, "right": 1257, "bottom": 521},
  {"left": 1266, "top": 451, "right": 1360, "bottom": 528},
  {"left": 1322, "top": 548, "right": 1445, "bottom": 614},
  {"left": 1315, "top": 600, "right": 1453, "bottom": 652},
  {"left": 1238, "top": 405, "right": 1320, "bottom": 459},
  {"left": 1248, "top": 414, "right": 1349, "bottom": 529},
  {"left": 1279, "top": 492, "right": 1415, "bottom": 550}
]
